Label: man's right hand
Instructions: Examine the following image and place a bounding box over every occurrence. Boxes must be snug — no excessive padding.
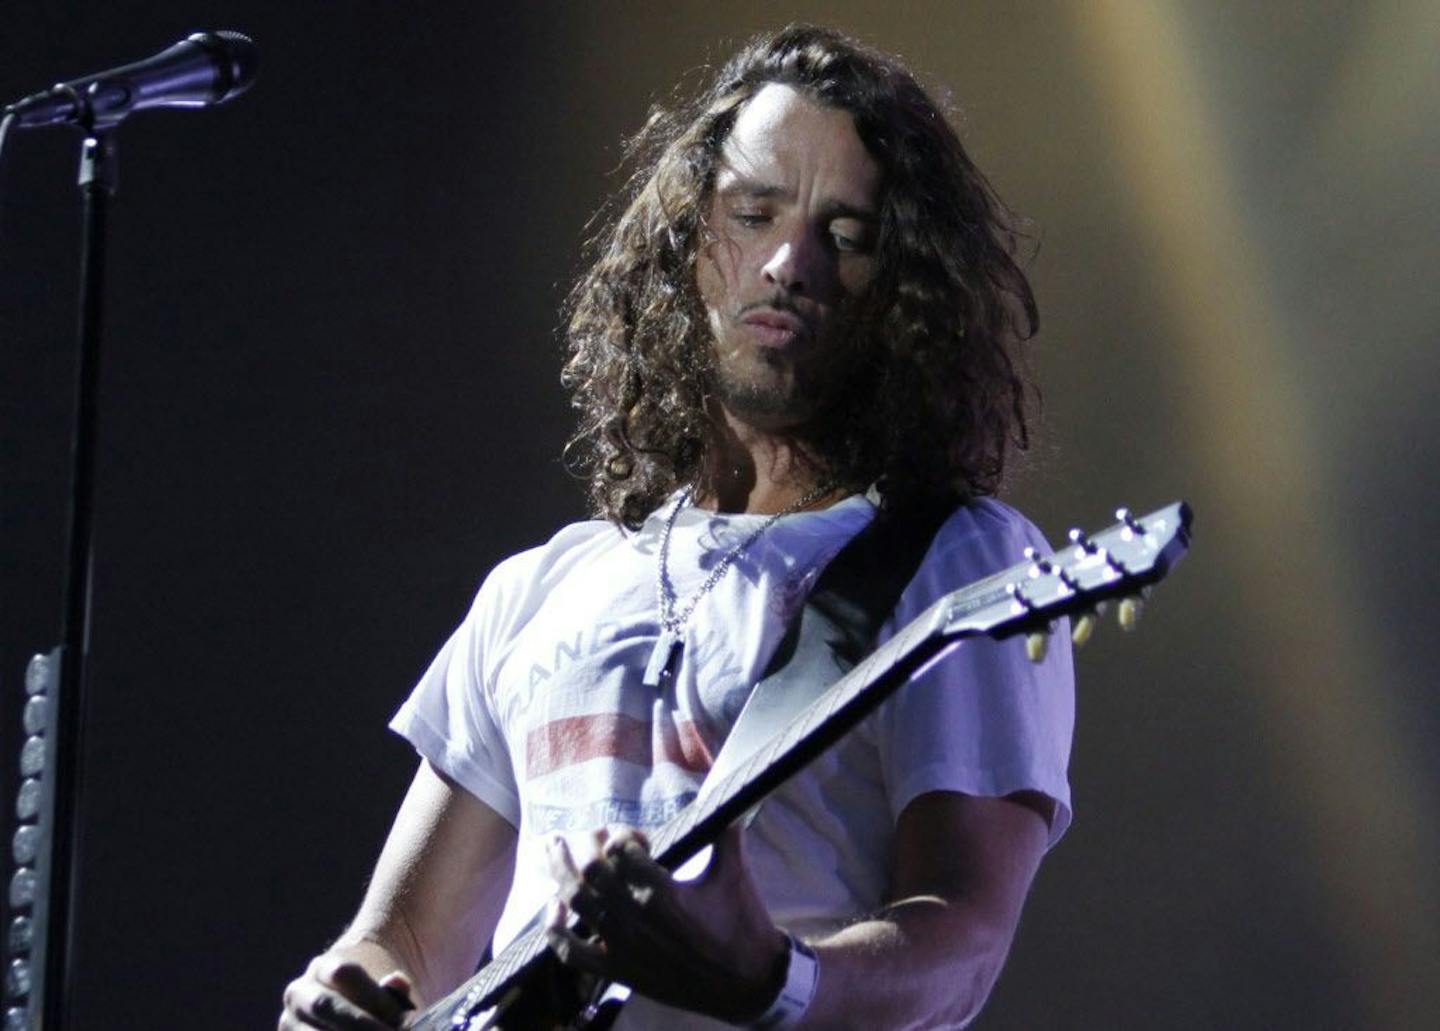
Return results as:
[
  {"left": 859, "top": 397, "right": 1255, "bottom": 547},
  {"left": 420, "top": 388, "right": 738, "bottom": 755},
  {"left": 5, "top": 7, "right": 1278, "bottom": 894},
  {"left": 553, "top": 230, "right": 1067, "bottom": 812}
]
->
[{"left": 279, "top": 954, "right": 415, "bottom": 1030}]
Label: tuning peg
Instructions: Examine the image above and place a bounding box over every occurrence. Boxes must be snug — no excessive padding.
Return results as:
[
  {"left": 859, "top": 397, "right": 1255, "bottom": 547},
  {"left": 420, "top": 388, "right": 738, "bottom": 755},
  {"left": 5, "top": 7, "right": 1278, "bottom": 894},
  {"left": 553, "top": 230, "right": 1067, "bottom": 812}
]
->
[
  {"left": 1071, "top": 612, "right": 1098, "bottom": 647},
  {"left": 1022, "top": 546, "right": 1053, "bottom": 576},
  {"left": 1006, "top": 581, "right": 1035, "bottom": 613},
  {"left": 1099, "top": 545, "right": 1129, "bottom": 578},
  {"left": 1067, "top": 528, "right": 1097, "bottom": 556},
  {"left": 1025, "top": 630, "right": 1049, "bottom": 663},
  {"left": 1118, "top": 595, "right": 1143, "bottom": 631},
  {"left": 1116, "top": 506, "right": 1145, "bottom": 540}
]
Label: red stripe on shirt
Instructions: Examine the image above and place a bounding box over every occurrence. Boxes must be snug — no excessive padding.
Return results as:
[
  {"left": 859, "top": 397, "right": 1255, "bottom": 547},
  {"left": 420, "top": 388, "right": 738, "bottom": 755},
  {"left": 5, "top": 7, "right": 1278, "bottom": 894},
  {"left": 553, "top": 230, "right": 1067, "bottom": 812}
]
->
[{"left": 526, "top": 713, "right": 713, "bottom": 778}]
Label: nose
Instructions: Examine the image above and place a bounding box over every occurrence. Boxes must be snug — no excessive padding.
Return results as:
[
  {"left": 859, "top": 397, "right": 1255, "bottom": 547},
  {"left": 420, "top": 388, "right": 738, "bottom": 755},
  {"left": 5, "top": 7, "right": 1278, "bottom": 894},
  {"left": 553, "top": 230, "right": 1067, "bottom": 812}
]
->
[{"left": 761, "top": 233, "right": 818, "bottom": 295}]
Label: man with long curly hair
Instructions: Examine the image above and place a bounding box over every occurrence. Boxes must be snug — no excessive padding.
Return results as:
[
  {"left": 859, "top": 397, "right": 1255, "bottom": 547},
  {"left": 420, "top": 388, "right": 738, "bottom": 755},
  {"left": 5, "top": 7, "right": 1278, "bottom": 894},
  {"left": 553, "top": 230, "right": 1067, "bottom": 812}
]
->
[{"left": 282, "top": 25, "right": 1073, "bottom": 1031}]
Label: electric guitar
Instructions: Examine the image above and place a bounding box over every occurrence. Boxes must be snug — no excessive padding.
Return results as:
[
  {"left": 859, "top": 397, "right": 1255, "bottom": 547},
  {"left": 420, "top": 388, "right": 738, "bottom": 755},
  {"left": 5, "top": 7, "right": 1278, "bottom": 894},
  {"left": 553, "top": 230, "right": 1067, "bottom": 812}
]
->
[{"left": 409, "top": 502, "right": 1193, "bottom": 1030}]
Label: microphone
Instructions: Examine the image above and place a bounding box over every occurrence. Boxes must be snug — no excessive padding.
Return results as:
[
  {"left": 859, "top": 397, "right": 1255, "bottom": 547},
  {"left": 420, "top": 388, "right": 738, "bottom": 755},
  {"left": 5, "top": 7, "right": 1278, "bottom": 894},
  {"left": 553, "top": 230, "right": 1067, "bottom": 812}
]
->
[{"left": 4, "top": 31, "right": 259, "bottom": 130}]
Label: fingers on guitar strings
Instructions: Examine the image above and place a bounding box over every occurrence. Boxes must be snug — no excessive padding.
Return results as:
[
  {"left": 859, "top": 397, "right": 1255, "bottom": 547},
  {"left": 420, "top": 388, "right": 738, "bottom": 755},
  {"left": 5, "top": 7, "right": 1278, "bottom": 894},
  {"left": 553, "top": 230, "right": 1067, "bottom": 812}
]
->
[
  {"left": 545, "top": 836, "right": 620, "bottom": 942},
  {"left": 601, "top": 825, "right": 650, "bottom": 854},
  {"left": 546, "top": 919, "right": 612, "bottom": 976}
]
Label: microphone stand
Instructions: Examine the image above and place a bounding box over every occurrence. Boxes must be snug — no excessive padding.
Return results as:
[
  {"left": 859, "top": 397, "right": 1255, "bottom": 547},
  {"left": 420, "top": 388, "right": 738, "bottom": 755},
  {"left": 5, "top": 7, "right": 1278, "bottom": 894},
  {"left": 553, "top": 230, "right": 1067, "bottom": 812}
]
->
[
  {"left": 3, "top": 38, "right": 255, "bottom": 1029},
  {"left": 39, "top": 125, "right": 116, "bottom": 1031}
]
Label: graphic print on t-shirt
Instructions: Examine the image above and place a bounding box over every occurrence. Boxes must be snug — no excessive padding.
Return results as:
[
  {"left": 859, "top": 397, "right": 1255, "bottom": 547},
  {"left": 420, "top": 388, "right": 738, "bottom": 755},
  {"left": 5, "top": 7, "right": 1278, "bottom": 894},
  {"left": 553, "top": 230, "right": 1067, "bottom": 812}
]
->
[
  {"left": 516, "top": 616, "right": 750, "bottom": 833},
  {"left": 525, "top": 711, "right": 712, "bottom": 779}
]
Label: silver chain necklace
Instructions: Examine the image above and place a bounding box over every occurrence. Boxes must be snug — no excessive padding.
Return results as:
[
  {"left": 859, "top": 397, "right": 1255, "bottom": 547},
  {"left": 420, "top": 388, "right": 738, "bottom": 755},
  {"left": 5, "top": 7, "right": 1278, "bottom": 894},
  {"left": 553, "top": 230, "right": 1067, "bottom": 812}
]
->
[{"left": 641, "top": 482, "right": 835, "bottom": 688}]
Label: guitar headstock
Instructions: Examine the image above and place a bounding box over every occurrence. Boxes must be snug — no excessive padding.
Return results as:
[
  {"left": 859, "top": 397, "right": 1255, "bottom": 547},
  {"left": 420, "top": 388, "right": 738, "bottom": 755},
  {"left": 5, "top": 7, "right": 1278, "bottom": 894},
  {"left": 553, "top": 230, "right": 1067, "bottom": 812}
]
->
[{"left": 940, "top": 501, "right": 1193, "bottom": 656}]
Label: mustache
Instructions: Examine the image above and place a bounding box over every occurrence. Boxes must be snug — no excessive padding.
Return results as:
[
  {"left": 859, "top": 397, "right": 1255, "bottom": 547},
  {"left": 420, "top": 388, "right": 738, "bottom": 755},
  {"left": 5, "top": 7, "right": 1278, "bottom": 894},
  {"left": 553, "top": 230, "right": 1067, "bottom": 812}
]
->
[
  {"left": 738, "top": 295, "right": 806, "bottom": 317},
  {"left": 735, "top": 296, "right": 816, "bottom": 336}
]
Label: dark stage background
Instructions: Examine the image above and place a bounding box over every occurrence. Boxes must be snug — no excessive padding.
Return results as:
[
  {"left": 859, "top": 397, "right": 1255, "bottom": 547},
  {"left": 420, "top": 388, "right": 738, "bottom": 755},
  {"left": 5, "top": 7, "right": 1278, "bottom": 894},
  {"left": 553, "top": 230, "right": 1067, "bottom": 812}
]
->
[{"left": 3, "top": 3, "right": 1438, "bottom": 1028}]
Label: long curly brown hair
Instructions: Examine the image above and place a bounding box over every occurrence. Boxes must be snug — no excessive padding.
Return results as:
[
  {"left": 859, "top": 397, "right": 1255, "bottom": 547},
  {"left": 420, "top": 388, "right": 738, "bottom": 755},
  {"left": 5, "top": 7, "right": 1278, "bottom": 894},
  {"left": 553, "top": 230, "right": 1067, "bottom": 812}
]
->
[{"left": 563, "top": 25, "right": 1038, "bottom": 529}]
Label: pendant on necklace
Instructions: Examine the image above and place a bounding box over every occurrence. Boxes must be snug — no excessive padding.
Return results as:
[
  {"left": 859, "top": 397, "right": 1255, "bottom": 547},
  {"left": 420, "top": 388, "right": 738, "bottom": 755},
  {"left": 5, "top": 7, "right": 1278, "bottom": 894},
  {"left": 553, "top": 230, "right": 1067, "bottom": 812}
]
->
[{"left": 643, "top": 627, "right": 682, "bottom": 688}]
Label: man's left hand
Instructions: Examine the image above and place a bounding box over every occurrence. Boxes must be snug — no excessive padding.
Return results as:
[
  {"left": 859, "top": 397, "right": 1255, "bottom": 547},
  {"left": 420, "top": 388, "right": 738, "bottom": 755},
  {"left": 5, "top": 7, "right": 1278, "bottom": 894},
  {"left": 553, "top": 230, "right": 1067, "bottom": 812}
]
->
[{"left": 545, "top": 824, "right": 789, "bottom": 1024}]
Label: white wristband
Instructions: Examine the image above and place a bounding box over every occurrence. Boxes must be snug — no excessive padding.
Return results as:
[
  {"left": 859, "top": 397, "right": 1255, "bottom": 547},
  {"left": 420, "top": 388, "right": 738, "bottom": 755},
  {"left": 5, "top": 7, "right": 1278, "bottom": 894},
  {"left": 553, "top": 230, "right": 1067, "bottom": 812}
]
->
[{"left": 748, "top": 934, "right": 819, "bottom": 1030}]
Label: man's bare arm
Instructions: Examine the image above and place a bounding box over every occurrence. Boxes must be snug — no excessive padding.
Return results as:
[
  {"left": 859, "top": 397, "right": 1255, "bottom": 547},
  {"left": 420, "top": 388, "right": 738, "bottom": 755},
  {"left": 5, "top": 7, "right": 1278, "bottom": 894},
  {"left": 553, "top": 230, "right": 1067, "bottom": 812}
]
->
[
  {"left": 548, "top": 788, "right": 1050, "bottom": 1028},
  {"left": 279, "top": 760, "right": 517, "bottom": 1028},
  {"left": 799, "top": 789, "right": 1051, "bottom": 1028}
]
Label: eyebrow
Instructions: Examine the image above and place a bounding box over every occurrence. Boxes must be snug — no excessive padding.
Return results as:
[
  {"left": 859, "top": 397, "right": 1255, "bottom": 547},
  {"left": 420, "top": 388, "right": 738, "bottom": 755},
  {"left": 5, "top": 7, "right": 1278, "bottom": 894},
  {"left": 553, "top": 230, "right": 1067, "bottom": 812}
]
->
[{"left": 716, "top": 177, "right": 879, "bottom": 223}]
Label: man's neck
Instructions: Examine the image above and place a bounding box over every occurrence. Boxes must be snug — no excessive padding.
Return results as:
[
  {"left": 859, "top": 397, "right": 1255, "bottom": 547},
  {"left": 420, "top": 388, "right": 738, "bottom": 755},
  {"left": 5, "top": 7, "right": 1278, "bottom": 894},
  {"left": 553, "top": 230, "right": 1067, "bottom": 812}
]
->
[{"left": 692, "top": 406, "right": 840, "bottom": 515}]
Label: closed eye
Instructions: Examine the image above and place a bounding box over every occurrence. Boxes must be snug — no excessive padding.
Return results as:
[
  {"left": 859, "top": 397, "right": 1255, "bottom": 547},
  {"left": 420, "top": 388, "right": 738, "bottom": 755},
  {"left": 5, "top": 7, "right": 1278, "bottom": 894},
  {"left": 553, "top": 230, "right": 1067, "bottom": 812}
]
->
[{"left": 830, "top": 229, "right": 873, "bottom": 254}]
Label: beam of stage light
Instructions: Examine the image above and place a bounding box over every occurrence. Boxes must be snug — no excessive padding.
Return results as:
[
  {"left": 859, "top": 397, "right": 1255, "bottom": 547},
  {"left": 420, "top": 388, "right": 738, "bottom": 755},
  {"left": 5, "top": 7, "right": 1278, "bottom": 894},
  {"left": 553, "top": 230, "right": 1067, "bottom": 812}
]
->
[
  {"left": 1068, "top": 3, "right": 1440, "bottom": 1027},
  {"left": 1311, "top": 0, "right": 1440, "bottom": 178}
]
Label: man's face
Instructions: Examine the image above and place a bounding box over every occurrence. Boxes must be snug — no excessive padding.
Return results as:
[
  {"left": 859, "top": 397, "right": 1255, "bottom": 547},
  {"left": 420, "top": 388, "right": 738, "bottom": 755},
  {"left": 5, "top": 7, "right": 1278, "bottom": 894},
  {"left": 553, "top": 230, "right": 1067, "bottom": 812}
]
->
[{"left": 696, "top": 83, "right": 882, "bottom": 432}]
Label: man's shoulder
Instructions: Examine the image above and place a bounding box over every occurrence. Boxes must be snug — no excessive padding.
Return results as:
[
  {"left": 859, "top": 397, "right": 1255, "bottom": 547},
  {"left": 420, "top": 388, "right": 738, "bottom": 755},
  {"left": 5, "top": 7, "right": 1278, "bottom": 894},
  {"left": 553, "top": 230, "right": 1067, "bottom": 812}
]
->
[
  {"left": 898, "top": 497, "right": 1052, "bottom": 605},
  {"left": 456, "top": 516, "right": 628, "bottom": 658},
  {"left": 932, "top": 497, "right": 1048, "bottom": 559},
  {"left": 484, "top": 517, "right": 626, "bottom": 597}
]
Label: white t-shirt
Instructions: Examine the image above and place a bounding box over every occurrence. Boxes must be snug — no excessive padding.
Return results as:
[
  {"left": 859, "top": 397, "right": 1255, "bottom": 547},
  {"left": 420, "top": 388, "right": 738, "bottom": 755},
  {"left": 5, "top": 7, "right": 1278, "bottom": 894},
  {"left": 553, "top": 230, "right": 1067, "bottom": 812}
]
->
[{"left": 390, "top": 493, "right": 1074, "bottom": 1029}]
